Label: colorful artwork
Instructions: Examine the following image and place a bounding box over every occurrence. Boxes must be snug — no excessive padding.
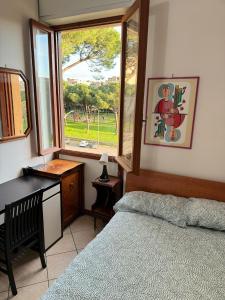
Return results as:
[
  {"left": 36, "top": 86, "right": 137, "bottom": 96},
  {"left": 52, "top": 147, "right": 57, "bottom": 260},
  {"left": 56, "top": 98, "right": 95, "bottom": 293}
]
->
[{"left": 144, "top": 77, "right": 199, "bottom": 148}]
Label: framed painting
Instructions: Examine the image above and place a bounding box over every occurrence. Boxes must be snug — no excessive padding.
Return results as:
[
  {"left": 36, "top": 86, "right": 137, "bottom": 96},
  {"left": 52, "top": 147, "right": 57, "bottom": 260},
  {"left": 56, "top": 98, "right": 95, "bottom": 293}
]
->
[{"left": 144, "top": 77, "right": 199, "bottom": 149}]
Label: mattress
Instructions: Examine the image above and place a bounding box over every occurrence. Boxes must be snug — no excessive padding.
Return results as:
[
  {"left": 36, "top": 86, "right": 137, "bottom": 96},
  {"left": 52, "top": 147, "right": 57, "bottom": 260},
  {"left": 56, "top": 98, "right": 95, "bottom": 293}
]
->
[{"left": 42, "top": 210, "right": 225, "bottom": 300}]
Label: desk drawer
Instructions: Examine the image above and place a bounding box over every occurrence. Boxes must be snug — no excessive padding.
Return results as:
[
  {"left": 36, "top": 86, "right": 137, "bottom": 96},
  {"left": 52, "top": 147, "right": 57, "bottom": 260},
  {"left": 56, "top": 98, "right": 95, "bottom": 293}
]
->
[{"left": 43, "top": 184, "right": 60, "bottom": 201}]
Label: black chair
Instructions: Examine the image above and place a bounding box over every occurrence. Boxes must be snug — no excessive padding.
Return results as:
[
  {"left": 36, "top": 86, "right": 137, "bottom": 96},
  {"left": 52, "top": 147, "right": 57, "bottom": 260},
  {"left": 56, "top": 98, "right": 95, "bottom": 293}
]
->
[{"left": 0, "top": 189, "right": 46, "bottom": 295}]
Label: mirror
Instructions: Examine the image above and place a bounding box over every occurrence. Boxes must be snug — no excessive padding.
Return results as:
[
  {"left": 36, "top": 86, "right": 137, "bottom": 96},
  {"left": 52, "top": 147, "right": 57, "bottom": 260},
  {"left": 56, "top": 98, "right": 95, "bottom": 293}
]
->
[{"left": 0, "top": 67, "right": 32, "bottom": 142}]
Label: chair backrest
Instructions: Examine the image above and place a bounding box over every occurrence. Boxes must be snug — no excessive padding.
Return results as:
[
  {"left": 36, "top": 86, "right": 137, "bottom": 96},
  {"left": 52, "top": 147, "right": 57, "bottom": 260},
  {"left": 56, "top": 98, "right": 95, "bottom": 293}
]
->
[{"left": 4, "top": 189, "right": 44, "bottom": 250}]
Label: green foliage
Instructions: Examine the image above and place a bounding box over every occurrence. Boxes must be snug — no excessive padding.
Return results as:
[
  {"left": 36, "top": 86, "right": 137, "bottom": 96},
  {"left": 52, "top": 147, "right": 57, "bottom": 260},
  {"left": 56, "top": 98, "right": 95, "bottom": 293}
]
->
[
  {"left": 90, "top": 82, "right": 120, "bottom": 112},
  {"left": 63, "top": 82, "right": 94, "bottom": 112},
  {"left": 63, "top": 81, "right": 120, "bottom": 113},
  {"left": 62, "top": 27, "right": 121, "bottom": 72}
]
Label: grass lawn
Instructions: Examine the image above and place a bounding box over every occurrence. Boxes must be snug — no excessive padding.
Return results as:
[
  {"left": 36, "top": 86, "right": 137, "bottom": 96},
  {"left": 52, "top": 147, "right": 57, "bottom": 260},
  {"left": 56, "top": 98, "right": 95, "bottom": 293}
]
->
[{"left": 64, "top": 113, "right": 118, "bottom": 145}]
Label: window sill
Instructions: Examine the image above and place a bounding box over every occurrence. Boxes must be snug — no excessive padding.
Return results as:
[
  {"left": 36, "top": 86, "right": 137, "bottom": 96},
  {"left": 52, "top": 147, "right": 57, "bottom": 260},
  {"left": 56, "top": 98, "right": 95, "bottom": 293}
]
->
[{"left": 59, "top": 148, "right": 116, "bottom": 163}]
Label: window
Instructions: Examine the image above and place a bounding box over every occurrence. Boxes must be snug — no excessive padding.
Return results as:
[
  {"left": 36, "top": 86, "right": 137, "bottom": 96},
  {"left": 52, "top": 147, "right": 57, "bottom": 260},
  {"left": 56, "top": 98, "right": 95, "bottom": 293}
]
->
[
  {"left": 30, "top": 0, "right": 149, "bottom": 174},
  {"left": 117, "top": 0, "right": 149, "bottom": 173},
  {"left": 59, "top": 25, "right": 121, "bottom": 157},
  {"left": 30, "top": 20, "right": 61, "bottom": 155}
]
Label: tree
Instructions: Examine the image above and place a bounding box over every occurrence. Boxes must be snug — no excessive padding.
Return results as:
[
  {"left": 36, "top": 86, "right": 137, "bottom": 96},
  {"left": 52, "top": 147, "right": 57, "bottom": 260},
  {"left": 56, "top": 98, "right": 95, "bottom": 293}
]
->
[
  {"left": 63, "top": 82, "right": 106, "bottom": 133},
  {"left": 93, "top": 82, "right": 120, "bottom": 134},
  {"left": 62, "top": 28, "right": 121, "bottom": 73},
  {"left": 63, "top": 81, "right": 120, "bottom": 134}
]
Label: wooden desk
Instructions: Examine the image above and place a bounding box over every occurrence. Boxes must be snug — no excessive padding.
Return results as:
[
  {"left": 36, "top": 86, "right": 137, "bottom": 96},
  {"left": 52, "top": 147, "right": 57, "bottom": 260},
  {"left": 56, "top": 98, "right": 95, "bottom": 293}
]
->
[
  {"left": 0, "top": 175, "right": 59, "bottom": 213},
  {"left": 0, "top": 175, "right": 62, "bottom": 251}
]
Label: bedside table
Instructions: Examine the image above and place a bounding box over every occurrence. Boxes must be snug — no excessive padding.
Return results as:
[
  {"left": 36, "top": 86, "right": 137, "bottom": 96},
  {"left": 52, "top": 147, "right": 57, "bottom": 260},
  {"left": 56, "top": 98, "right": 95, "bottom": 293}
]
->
[{"left": 91, "top": 176, "right": 122, "bottom": 230}]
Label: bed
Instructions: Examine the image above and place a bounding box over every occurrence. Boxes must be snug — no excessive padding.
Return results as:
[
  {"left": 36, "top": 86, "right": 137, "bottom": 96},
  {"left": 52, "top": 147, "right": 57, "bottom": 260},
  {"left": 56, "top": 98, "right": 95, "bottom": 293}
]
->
[{"left": 42, "top": 169, "right": 225, "bottom": 300}]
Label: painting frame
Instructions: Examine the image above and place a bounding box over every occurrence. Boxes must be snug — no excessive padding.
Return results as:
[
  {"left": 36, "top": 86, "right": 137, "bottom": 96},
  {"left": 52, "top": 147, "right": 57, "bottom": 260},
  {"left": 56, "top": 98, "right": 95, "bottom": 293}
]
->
[{"left": 144, "top": 77, "right": 199, "bottom": 149}]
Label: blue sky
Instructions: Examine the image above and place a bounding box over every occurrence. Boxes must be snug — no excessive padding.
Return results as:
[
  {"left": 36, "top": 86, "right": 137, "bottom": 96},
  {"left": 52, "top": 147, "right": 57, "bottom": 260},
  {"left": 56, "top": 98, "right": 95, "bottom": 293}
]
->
[{"left": 63, "top": 26, "right": 121, "bottom": 82}]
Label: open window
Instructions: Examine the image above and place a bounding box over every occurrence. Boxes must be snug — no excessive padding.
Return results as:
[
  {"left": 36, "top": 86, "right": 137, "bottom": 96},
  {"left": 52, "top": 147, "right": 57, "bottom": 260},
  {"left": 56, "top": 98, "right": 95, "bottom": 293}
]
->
[
  {"left": 30, "top": 20, "right": 61, "bottom": 155},
  {"left": 57, "top": 21, "right": 122, "bottom": 157},
  {"left": 116, "top": 0, "right": 149, "bottom": 173},
  {"left": 30, "top": 0, "right": 149, "bottom": 173}
]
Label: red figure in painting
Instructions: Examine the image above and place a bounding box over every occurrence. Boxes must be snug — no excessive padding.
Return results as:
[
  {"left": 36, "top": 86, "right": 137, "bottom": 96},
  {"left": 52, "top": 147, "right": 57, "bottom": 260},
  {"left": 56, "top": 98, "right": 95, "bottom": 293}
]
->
[{"left": 154, "top": 83, "right": 186, "bottom": 142}]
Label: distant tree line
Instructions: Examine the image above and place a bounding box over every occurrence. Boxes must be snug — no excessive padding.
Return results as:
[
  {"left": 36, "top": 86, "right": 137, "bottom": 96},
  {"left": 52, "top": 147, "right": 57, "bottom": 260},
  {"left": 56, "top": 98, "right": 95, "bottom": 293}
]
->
[{"left": 63, "top": 81, "right": 120, "bottom": 133}]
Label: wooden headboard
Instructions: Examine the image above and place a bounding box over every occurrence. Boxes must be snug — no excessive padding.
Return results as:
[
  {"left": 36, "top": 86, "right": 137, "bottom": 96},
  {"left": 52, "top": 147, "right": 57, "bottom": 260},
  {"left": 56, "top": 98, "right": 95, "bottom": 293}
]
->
[{"left": 126, "top": 169, "right": 225, "bottom": 202}]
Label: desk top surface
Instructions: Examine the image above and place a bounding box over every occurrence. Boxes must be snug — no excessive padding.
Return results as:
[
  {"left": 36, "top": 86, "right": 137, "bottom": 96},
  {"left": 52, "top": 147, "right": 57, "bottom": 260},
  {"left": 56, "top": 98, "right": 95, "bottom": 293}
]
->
[
  {"left": 0, "top": 175, "right": 59, "bottom": 213},
  {"left": 31, "top": 159, "right": 84, "bottom": 176}
]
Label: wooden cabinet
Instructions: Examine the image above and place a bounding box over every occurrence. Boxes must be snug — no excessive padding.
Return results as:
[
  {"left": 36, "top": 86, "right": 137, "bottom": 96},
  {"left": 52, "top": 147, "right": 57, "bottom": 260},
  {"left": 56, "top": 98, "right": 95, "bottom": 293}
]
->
[{"left": 30, "top": 159, "right": 84, "bottom": 228}]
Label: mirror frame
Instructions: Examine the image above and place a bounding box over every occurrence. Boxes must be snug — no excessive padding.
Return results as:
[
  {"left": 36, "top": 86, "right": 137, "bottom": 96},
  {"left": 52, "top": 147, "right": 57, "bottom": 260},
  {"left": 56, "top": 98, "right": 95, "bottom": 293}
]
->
[{"left": 0, "top": 67, "right": 32, "bottom": 142}]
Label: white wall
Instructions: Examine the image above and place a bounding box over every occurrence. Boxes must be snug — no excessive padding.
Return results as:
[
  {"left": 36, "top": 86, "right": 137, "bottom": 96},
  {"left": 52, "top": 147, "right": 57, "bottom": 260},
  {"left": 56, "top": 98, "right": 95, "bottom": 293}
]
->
[
  {"left": 39, "top": 0, "right": 133, "bottom": 24},
  {"left": 0, "top": 0, "right": 48, "bottom": 183},
  {"left": 60, "top": 155, "right": 118, "bottom": 210},
  {"left": 141, "top": 0, "right": 225, "bottom": 182}
]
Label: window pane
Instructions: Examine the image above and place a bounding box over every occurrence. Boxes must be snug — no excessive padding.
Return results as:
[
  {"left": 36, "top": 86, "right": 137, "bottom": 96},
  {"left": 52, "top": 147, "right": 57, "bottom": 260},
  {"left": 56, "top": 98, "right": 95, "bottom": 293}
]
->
[
  {"left": 122, "top": 9, "right": 139, "bottom": 167},
  {"left": 61, "top": 25, "right": 121, "bottom": 156},
  {"left": 35, "top": 29, "right": 54, "bottom": 149}
]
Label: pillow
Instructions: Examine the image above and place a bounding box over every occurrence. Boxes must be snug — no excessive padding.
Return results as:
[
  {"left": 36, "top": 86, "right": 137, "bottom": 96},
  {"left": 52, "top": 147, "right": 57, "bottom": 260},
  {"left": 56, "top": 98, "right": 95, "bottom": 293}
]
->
[
  {"left": 114, "top": 191, "right": 190, "bottom": 228},
  {"left": 152, "top": 194, "right": 189, "bottom": 228},
  {"left": 187, "top": 197, "right": 225, "bottom": 231},
  {"left": 114, "top": 191, "right": 159, "bottom": 215}
]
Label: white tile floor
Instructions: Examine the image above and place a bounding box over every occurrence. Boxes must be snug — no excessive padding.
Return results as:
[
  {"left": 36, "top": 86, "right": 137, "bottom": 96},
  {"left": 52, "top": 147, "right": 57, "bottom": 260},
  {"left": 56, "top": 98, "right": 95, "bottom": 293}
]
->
[{"left": 0, "top": 215, "right": 105, "bottom": 300}]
